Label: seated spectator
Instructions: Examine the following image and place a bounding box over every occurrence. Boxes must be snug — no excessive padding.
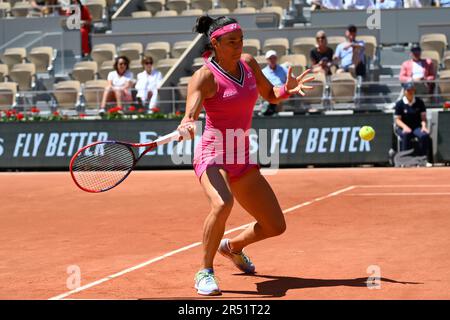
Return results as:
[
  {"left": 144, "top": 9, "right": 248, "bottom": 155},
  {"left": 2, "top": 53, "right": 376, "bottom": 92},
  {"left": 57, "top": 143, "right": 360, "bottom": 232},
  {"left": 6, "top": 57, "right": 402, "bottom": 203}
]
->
[
  {"left": 100, "top": 56, "right": 134, "bottom": 114},
  {"left": 395, "top": 82, "right": 430, "bottom": 157},
  {"left": 399, "top": 43, "right": 435, "bottom": 95},
  {"left": 261, "top": 50, "right": 288, "bottom": 116},
  {"left": 344, "top": 0, "right": 374, "bottom": 9},
  {"left": 374, "top": 0, "right": 403, "bottom": 9},
  {"left": 310, "top": 30, "right": 334, "bottom": 76},
  {"left": 135, "top": 56, "right": 163, "bottom": 111},
  {"left": 333, "top": 25, "right": 366, "bottom": 78},
  {"left": 31, "top": 0, "right": 57, "bottom": 15},
  {"left": 436, "top": 0, "right": 450, "bottom": 7},
  {"left": 308, "top": 0, "right": 344, "bottom": 9}
]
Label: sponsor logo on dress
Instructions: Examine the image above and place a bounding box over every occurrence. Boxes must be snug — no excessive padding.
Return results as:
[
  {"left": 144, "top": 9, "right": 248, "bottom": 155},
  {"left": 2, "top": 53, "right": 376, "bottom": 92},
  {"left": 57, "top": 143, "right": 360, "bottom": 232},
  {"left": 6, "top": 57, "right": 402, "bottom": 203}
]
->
[{"left": 223, "top": 89, "right": 238, "bottom": 98}]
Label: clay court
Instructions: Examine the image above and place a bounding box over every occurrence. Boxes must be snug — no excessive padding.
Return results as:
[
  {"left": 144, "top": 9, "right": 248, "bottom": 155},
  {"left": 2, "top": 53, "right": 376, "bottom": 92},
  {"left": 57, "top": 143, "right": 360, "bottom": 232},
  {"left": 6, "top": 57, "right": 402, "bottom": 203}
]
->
[{"left": 1, "top": 167, "right": 449, "bottom": 300}]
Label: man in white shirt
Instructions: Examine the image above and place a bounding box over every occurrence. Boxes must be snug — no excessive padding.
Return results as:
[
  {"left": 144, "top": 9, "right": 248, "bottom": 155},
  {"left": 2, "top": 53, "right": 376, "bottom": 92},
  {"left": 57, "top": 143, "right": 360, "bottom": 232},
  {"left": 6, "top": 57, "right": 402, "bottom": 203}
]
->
[
  {"left": 344, "top": 0, "right": 375, "bottom": 9},
  {"left": 135, "top": 56, "right": 163, "bottom": 111}
]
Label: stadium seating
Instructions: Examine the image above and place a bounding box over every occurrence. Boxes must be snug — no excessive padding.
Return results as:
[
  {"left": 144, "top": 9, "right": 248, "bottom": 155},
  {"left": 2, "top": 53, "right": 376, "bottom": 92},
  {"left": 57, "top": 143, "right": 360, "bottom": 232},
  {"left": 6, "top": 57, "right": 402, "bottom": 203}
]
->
[
  {"left": 166, "top": 0, "right": 189, "bottom": 14},
  {"left": 421, "top": 50, "right": 440, "bottom": 74},
  {"left": 53, "top": 80, "right": 81, "bottom": 109},
  {"left": 28, "top": 46, "right": 54, "bottom": 73},
  {"left": 243, "top": 0, "right": 264, "bottom": 10},
  {"left": 327, "top": 36, "right": 345, "bottom": 52},
  {"left": 301, "top": 71, "right": 325, "bottom": 104},
  {"left": 358, "top": 35, "right": 377, "bottom": 63},
  {"left": 191, "top": 57, "right": 204, "bottom": 72},
  {"left": 218, "top": 0, "right": 238, "bottom": 11},
  {"left": 85, "top": 0, "right": 106, "bottom": 22},
  {"left": 177, "top": 76, "right": 191, "bottom": 101},
  {"left": 155, "top": 10, "right": 178, "bottom": 17},
  {"left": 0, "top": 82, "right": 17, "bottom": 109},
  {"left": 91, "top": 44, "right": 116, "bottom": 69},
  {"left": 420, "top": 33, "right": 448, "bottom": 61},
  {"left": 243, "top": 38, "right": 261, "bottom": 56},
  {"left": 0, "top": 2, "right": 11, "bottom": 17},
  {"left": 260, "top": 6, "right": 283, "bottom": 24},
  {"left": 9, "top": 63, "right": 35, "bottom": 91},
  {"left": 1, "top": 47, "right": 26, "bottom": 68},
  {"left": 71, "top": 61, "right": 98, "bottom": 83},
  {"left": 11, "top": 1, "right": 32, "bottom": 17},
  {"left": 190, "top": 0, "right": 213, "bottom": 11},
  {"left": 439, "top": 70, "right": 450, "bottom": 100},
  {"left": 0, "top": 64, "right": 9, "bottom": 82},
  {"left": 132, "top": 11, "right": 152, "bottom": 18},
  {"left": 84, "top": 79, "right": 109, "bottom": 109},
  {"left": 144, "top": 42, "right": 170, "bottom": 64},
  {"left": 291, "top": 37, "right": 316, "bottom": 65},
  {"left": 330, "top": 72, "right": 356, "bottom": 104},
  {"left": 207, "top": 8, "right": 230, "bottom": 16},
  {"left": 269, "top": 0, "right": 290, "bottom": 7},
  {"left": 232, "top": 7, "right": 256, "bottom": 14},
  {"left": 180, "top": 9, "right": 203, "bottom": 16},
  {"left": 129, "top": 59, "right": 143, "bottom": 75},
  {"left": 98, "top": 60, "right": 114, "bottom": 79},
  {"left": 280, "top": 54, "right": 307, "bottom": 76},
  {"left": 144, "top": 0, "right": 165, "bottom": 15},
  {"left": 171, "top": 41, "right": 191, "bottom": 58},
  {"left": 254, "top": 55, "right": 267, "bottom": 69},
  {"left": 118, "top": 42, "right": 143, "bottom": 61},
  {"left": 263, "top": 38, "right": 289, "bottom": 58},
  {"left": 156, "top": 58, "right": 178, "bottom": 76},
  {"left": 444, "top": 51, "right": 450, "bottom": 70}
]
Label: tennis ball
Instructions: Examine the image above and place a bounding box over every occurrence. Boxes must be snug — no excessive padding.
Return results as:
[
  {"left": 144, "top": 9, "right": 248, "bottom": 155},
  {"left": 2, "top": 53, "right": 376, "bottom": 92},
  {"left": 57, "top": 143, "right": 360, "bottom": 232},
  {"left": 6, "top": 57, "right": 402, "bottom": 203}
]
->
[{"left": 359, "top": 126, "right": 375, "bottom": 141}]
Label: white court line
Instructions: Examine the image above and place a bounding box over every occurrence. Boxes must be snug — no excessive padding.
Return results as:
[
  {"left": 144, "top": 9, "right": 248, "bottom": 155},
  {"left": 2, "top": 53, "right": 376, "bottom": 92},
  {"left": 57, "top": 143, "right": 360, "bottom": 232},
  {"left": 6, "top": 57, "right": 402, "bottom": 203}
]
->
[
  {"left": 346, "top": 193, "right": 450, "bottom": 196},
  {"left": 48, "top": 185, "right": 355, "bottom": 300}
]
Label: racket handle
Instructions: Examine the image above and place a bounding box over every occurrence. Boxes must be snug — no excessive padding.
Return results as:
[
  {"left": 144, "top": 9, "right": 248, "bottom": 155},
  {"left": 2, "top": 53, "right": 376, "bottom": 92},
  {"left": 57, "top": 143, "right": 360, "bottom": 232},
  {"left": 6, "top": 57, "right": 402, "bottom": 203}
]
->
[{"left": 155, "top": 130, "right": 181, "bottom": 146}]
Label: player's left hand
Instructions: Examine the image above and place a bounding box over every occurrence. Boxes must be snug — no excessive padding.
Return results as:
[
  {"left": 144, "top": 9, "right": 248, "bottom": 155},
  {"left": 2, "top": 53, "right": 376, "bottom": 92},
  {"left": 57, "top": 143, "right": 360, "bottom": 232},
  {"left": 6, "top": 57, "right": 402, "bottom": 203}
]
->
[{"left": 285, "top": 68, "right": 315, "bottom": 96}]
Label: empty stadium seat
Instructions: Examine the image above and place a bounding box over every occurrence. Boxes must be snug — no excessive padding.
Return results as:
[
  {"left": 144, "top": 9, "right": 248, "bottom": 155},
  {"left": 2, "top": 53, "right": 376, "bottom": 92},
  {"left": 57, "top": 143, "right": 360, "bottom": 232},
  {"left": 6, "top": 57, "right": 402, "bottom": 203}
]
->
[
  {"left": 444, "top": 51, "right": 450, "bottom": 70},
  {"left": 91, "top": 43, "right": 116, "bottom": 68},
  {"left": 166, "top": 0, "right": 188, "bottom": 14},
  {"left": 207, "top": 8, "right": 230, "bottom": 15},
  {"left": 243, "top": 38, "right": 260, "bottom": 56},
  {"left": 98, "top": 60, "right": 114, "bottom": 79},
  {"left": 85, "top": 0, "right": 106, "bottom": 22},
  {"left": 145, "top": 42, "right": 170, "bottom": 64},
  {"left": 327, "top": 36, "right": 345, "bottom": 52},
  {"left": 171, "top": 41, "right": 191, "bottom": 58},
  {"left": 0, "top": 64, "right": 9, "bottom": 82},
  {"left": 9, "top": 63, "right": 35, "bottom": 91},
  {"left": 156, "top": 58, "right": 178, "bottom": 77},
  {"left": 11, "top": 1, "right": 32, "bottom": 17},
  {"left": 420, "top": 33, "right": 448, "bottom": 60},
  {"left": 421, "top": 50, "right": 440, "bottom": 73},
  {"left": 28, "top": 46, "right": 54, "bottom": 73},
  {"left": 269, "top": 0, "right": 290, "bottom": 6},
  {"left": 0, "top": 82, "right": 17, "bottom": 109},
  {"left": 218, "top": 0, "right": 238, "bottom": 11},
  {"left": 330, "top": 72, "right": 356, "bottom": 104},
  {"left": 0, "top": 2, "right": 11, "bottom": 17},
  {"left": 438, "top": 70, "right": 450, "bottom": 100},
  {"left": 132, "top": 11, "right": 152, "bottom": 18},
  {"left": 233, "top": 7, "right": 256, "bottom": 14},
  {"left": 260, "top": 6, "right": 283, "bottom": 25},
  {"left": 180, "top": 9, "right": 203, "bottom": 16},
  {"left": 280, "top": 54, "right": 307, "bottom": 76},
  {"left": 84, "top": 79, "right": 109, "bottom": 109},
  {"left": 191, "top": 57, "right": 204, "bottom": 72},
  {"left": 292, "top": 37, "right": 316, "bottom": 65},
  {"left": 144, "top": 0, "right": 164, "bottom": 15},
  {"left": 191, "top": 0, "right": 213, "bottom": 11},
  {"left": 1, "top": 47, "right": 26, "bottom": 68},
  {"left": 118, "top": 42, "right": 143, "bottom": 61},
  {"left": 129, "top": 59, "right": 143, "bottom": 75},
  {"left": 301, "top": 71, "right": 325, "bottom": 104},
  {"left": 263, "top": 38, "right": 289, "bottom": 58},
  {"left": 71, "top": 61, "right": 98, "bottom": 83},
  {"left": 243, "top": 0, "right": 264, "bottom": 10},
  {"left": 54, "top": 80, "right": 81, "bottom": 109},
  {"left": 155, "top": 10, "right": 178, "bottom": 17}
]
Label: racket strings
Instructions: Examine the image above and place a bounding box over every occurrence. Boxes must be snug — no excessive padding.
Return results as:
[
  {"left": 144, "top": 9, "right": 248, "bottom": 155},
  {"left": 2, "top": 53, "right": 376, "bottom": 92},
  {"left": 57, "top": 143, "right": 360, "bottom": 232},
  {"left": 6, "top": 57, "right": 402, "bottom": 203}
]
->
[{"left": 71, "top": 143, "right": 135, "bottom": 192}]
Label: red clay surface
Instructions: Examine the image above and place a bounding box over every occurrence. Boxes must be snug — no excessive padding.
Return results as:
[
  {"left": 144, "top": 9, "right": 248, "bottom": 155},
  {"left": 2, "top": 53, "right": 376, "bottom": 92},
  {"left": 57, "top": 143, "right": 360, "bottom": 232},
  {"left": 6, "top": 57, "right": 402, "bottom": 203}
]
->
[{"left": 1, "top": 168, "right": 450, "bottom": 300}]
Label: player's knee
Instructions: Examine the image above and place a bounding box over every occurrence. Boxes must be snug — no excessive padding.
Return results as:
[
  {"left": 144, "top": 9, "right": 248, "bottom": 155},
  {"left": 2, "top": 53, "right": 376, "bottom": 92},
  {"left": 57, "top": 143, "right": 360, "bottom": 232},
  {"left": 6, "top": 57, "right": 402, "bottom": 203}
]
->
[
  {"left": 211, "top": 195, "right": 234, "bottom": 218},
  {"left": 265, "top": 219, "right": 286, "bottom": 237}
]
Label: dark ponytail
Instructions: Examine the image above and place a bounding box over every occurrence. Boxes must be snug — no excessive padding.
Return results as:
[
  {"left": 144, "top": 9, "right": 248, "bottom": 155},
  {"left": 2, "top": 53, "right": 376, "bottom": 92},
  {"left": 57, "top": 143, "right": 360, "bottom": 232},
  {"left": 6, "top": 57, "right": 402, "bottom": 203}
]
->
[{"left": 193, "top": 15, "right": 238, "bottom": 39}]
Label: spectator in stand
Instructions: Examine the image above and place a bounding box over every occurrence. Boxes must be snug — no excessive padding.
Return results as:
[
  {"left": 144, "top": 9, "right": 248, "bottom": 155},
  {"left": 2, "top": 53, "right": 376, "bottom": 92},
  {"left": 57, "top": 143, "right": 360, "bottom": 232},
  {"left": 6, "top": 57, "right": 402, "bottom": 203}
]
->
[
  {"left": 310, "top": 30, "right": 334, "bottom": 75},
  {"left": 436, "top": 0, "right": 450, "bottom": 7},
  {"left": 344, "top": 0, "right": 375, "bottom": 9},
  {"left": 394, "top": 82, "right": 430, "bottom": 157},
  {"left": 99, "top": 56, "right": 134, "bottom": 114},
  {"left": 62, "top": 0, "right": 92, "bottom": 57},
  {"left": 399, "top": 43, "right": 436, "bottom": 95},
  {"left": 135, "top": 56, "right": 163, "bottom": 111},
  {"left": 261, "top": 50, "right": 288, "bottom": 115},
  {"left": 333, "top": 25, "right": 366, "bottom": 78},
  {"left": 374, "top": 0, "right": 403, "bottom": 8},
  {"left": 308, "top": 0, "right": 344, "bottom": 9},
  {"left": 31, "top": 0, "right": 57, "bottom": 15}
]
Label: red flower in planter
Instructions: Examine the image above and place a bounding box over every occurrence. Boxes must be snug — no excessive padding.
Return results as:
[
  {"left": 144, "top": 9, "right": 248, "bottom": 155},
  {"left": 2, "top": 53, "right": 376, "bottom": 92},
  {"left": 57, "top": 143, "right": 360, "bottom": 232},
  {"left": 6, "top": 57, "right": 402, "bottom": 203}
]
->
[
  {"left": 17, "top": 112, "right": 24, "bottom": 120},
  {"left": 79, "top": 113, "right": 86, "bottom": 118},
  {"left": 31, "top": 106, "right": 40, "bottom": 113},
  {"left": 138, "top": 108, "right": 145, "bottom": 113},
  {"left": 151, "top": 107, "right": 160, "bottom": 113},
  {"left": 175, "top": 111, "right": 182, "bottom": 116},
  {"left": 129, "top": 105, "right": 136, "bottom": 112},
  {"left": 53, "top": 111, "right": 60, "bottom": 117}
]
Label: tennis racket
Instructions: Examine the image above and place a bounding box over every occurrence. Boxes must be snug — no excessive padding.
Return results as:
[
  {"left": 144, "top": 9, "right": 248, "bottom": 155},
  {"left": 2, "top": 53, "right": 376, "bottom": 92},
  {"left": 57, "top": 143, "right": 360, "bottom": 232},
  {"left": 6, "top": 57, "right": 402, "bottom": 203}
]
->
[{"left": 70, "top": 130, "right": 182, "bottom": 193}]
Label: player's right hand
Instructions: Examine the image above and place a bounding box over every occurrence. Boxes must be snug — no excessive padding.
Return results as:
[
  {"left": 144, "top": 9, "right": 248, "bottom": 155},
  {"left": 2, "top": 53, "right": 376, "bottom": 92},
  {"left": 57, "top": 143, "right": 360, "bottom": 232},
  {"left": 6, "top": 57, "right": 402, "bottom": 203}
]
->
[{"left": 177, "top": 120, "right": 196, "bottom": 141}]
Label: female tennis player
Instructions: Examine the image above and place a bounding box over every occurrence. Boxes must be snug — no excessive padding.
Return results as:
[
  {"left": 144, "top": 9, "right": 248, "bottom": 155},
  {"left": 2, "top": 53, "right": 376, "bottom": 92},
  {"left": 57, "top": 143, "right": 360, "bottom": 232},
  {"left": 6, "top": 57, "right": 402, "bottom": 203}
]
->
[{"left": 178, "top": 15, "right": 315, "bottom": 296}]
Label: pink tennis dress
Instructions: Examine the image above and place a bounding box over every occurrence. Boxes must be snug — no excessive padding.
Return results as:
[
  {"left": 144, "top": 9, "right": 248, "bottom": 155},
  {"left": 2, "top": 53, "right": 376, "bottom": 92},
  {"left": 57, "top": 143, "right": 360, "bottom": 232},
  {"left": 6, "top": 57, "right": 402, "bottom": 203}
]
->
[{"left": 193, "top": 56, "right": 259, "bottom": 182}]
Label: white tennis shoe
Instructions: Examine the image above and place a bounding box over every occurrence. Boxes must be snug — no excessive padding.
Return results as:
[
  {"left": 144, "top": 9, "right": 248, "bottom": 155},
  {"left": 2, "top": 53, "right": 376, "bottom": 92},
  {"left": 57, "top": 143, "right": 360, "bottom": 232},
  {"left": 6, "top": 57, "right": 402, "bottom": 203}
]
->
[
  {"left": 194, "top": 269, "right": 221, "bottom": 296},
  {"left": 218, "top": 239, "right": 255, "bottom": 274}
]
